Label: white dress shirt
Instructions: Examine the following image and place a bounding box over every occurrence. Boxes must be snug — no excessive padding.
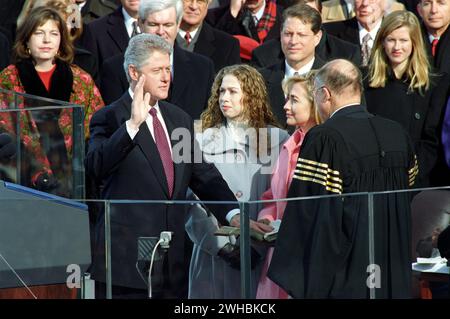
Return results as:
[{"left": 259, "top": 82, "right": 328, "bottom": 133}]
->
[
  {"left": 125, "top": 88, "right": 172, "bottom": 156},
  {"left": 179, "top": 27, "right": 200, "bottom": 41},
  {"left": 284, "top": 57, "right": 315, "bottom": 80},
  {"left": 358, "top": 19, "right": 382, "bottom": 51},
  {"left": 122, "top": 7, "right": 139, "bottom": 38},
  {"left": 252, "top": 2, "right": 266, "bottom": 25}
]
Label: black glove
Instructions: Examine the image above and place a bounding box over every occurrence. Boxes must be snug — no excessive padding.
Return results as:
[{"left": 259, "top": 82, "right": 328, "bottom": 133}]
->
[
  {"left": 34, "top": 172, "right": 59, "bottom": 192},
  {"left": 217, "top": 242, "right": 261, "bottom": 270}
]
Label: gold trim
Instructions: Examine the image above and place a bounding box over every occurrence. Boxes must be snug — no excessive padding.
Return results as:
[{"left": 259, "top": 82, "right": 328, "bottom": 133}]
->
[
  {"left": 293, "top": 175, "right": 342, "bottom": 194},
  {"left": 296, "top": 164, "right": 343, "bottom": 183},
  {"left": 297, "top": 158, "right": 341, "bottom": 175}
]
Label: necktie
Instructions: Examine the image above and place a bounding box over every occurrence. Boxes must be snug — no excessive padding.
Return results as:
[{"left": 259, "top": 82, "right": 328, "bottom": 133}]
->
[
  {"left": 361, "top": 33, "right": 372, "bottom": 67},
  {"left": 253, "top": 15, "right": 258, "bottom": 26},
  {"left": 293, "top": 71, "right": 300, "bottom": 77},
  {"left": 185, "top": 31, "right": 192, "bottom": 46},
  {"left": 149, "top": 108, "right": 174, "bottom": 197},
  {"left": 131, "top": 20, "right": 139, "bottom": 38},
  {"left": 431, "top": 38, "right": 439, "bottom": 57}
]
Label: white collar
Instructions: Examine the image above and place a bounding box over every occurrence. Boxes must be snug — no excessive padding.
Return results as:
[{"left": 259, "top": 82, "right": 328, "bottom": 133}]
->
[
  {"left": 428, "top": 34, "right": 440, "bottom": 42},
  {"left": 179, "top": 26, "right": 200, "bottom": 40},
  {"left": 284, "top": 57, "right": 315, "bottom": 78},
  {"left": 122, "top": 7, "right": 138, "bottom": 36},
  {"left": 358, "top": 19, "right": 382, "bottom": 43},
  {"left": 253, "top": 1, "right": 266, "bottom": 22},
  {"left": 329, "top": 103, "right": 360, "bottom": 118}
]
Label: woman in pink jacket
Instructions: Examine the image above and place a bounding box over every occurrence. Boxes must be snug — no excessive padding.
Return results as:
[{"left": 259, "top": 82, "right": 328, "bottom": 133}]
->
[{"left": 256, "top": 73, "right": 321, "bottom": 299}]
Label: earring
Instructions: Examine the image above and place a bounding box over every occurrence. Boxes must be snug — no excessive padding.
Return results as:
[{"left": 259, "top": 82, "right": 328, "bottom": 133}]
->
[{"left": 26, "top": 47, "right": 31, "bottom": 55}]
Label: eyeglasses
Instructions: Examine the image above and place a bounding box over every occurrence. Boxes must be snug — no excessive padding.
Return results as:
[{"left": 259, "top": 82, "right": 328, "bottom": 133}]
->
[{"left": 182, "top": 0, "right": 209, "bottom": 6}]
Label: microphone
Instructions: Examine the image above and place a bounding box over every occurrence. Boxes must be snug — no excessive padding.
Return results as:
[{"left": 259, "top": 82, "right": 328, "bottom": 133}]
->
[{"left": 0, "top": 133, "right": 16, "bottom": 159}]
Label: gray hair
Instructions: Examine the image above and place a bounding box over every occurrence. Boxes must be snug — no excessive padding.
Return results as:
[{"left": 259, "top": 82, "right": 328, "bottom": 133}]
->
[
  {"left": 139, "top": 0, "right": 184, "bottom": 24},
  {"left": 123, "top": 33, "right": 173, "bottom": 83}
]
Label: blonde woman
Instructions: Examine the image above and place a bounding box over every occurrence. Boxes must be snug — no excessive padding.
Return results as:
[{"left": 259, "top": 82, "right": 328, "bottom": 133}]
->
[
  {"left": 256, "top": 73, "right": 320, "bottom": 299},
  {"left": 186, "top": 64, "right": 289, "bottom": 299},
  {"left": 364, "top": 10, "right": 450, "bottom": 187}
]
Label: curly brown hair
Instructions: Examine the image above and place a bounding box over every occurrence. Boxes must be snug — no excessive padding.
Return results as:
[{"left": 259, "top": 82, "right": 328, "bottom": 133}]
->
[{"left": 201, "top": 64, "right": 280, "bottom": 130}]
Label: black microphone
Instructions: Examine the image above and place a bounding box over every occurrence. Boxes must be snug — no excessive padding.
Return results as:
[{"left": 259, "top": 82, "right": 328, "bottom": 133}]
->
[{"left": 0, "top": 133, "right": 16, "bottom": 159}]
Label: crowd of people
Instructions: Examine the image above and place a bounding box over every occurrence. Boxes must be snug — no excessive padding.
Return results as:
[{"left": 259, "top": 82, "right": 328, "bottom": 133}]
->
[{"left": 0, "top": 0, "right": 449, "bottom": 299}]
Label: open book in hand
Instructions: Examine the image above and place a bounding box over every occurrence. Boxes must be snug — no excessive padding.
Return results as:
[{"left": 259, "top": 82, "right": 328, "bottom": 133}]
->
[{"left": 214, "top": 220, "right": 281, "bottom": 243}]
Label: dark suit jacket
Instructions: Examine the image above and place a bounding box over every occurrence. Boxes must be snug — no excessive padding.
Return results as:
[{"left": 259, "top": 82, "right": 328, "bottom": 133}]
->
[
  {"left": 100, "top": 45, "right": 215, "bottom": 119},
  {"left": 80, "top": 6, "right": 129, "bottom": 72},
  {"left": 259, "top": 57, "right": 326, "bottom": 126},
  {"left": 86, "top": 93, "right": 237, "bottom": 294},
  {"left": 182, "top": 22, "right": 241, "bottom": 73},
  {"left": 0, "top": 0, "right": 24, "bottom": 44},
  {"left": 206, "top": 3, "right": 283, "bottom": 43},
  {"left": 323, "top": 17, "right": 360, "bottom": 48},
  {"left": 251, "top": 30, "right": 361, "bottom": 68},
  {"left": 0, "top": 29, "right": 10, "bottom": 71},
  {"left": 81, "top": 0, "right": 118, "bottom": 23},
  {"left": 422, "top": 24, "right": 450, "bottom": 76}
]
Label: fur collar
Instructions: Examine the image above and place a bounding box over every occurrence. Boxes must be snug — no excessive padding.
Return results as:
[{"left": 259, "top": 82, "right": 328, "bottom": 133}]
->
[{"left": 16, "top": 58, "right": 73, "bottom": 102}]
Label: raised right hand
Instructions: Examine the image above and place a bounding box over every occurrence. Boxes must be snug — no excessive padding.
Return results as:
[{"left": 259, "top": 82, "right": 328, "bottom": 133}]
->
[
  {"left": 129, "top": 75, "right": 151, "bottom": 130},
  {"left": 230, "top": 0, "right": 246, "bottom": 17}
]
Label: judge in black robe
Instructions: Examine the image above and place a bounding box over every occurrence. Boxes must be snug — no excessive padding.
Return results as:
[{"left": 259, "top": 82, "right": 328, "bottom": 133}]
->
[{"left": 268, "top": 59, "right": 417, "bottom": 298}]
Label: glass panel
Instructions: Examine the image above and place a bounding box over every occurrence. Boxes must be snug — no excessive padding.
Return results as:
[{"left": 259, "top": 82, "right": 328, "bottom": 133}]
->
[
  {"left": 0, "top": 89, "right": 84, "bottom": 199},
  {"left": 0, "top": 185, "right": 90, "bottom": 299},
  {"left": 408, "top": 188, "right": 450, "bottom": 299}
]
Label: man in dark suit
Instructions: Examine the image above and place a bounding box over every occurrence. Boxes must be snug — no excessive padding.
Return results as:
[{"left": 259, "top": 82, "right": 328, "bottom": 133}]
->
[
  {"left": 206, "top": 0, "right": 283, "bottom": 44},
  {"left": 259, "top": 4, "right": 325, "bottom": 125},
  {"left": 251, "top": 0, "right": 361, "bottom": 67},
  {"left": 81, "top": 0, "right": 140, "bottom": 71},
  {"left": 100, "top": 0, "right": 215, "bottom": 119},
  {"left": 0, "top": 0, "right": 25, "bottom": 44},
  {"left": 87, "top": 33, "right": 271, "bottom": 299},
  {"left": 323, "top": 0, "right": 385, "bottom": 66},
  {"left": 418, "top": 0, "right": 450, "bottom": 75},
  {"left": 177, "top": 0, "right": 241, "bottom": 72},
  {"left": 417, "top": 0, "right": 450, "bottom": 186}
]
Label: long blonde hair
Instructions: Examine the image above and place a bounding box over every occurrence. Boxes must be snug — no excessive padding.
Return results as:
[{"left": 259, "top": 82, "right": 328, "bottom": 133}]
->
[{"left": 368, "top": 11, "right": 430, "bottom": 94}]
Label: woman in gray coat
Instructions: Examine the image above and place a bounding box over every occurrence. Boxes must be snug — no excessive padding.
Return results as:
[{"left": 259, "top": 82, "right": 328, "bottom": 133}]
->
[{"left": 186, "top": 64, "right": 289, "bottom": 299}]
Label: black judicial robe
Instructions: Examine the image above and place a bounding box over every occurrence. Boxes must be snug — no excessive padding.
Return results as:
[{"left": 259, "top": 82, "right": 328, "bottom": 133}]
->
[{"left": 268, "top": 105, "right": 417, "bottom": 298}]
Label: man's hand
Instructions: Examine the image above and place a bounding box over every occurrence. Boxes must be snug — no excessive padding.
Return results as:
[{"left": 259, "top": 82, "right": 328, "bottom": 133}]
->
[
  {"left": 128, "top": 75, "right": 151, "bottom": 131},
  {"left": 432, "top": 227, "right": 442, "bottom": 248},
  {"left": 230, "top": 0, "right": 246, "bottom": 17},
  {"left": 230, "top": 214, "right": 273, "bottom": 234}
]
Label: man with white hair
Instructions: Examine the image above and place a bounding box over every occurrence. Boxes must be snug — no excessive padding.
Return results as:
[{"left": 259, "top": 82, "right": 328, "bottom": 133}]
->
[
  {"left": 100, "top": 0, "right": 215, "bottom": 119},
  {"left": 177, "top": 0, "right": 241, "bottom": 72},
  {"left": 87, "top": 33, "right": 269, "bottom": 299},
  {"left": 323, "top": 0, "right": 386, "bottom": 65}
]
